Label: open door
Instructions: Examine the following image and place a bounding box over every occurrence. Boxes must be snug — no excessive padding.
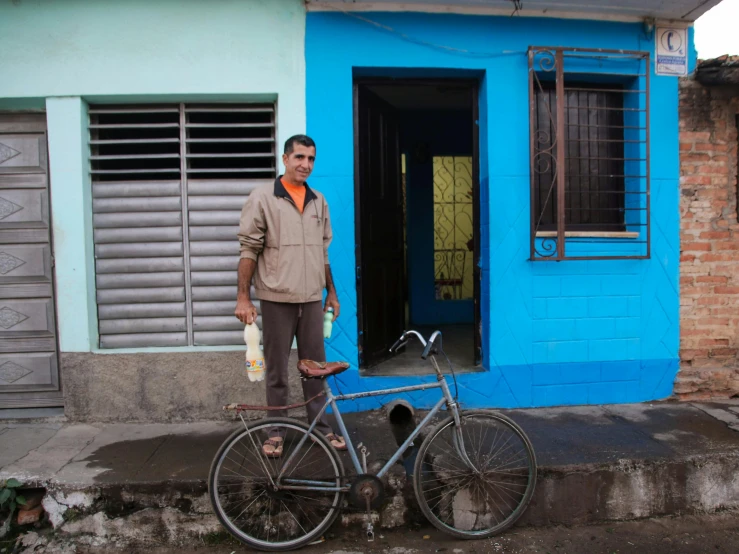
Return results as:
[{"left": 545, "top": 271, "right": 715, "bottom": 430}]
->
[{"left": 355, "top": 85, "right": 405, "bottom": 367}]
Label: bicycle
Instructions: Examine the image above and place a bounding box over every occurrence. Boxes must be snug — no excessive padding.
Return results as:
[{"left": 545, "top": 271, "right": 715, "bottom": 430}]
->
[{"left": 209, "top": 330, "right": 537, "bottom": 551}]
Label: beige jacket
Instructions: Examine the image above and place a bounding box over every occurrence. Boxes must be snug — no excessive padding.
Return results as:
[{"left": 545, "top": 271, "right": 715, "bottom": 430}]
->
[{"left": 238, "top": 177, "right": 332, "bottom": 303}]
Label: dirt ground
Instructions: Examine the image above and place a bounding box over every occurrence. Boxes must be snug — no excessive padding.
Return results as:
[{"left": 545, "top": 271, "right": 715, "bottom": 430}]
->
[{"left": 73, "top": 510, "right": 739, "bottom": 554}]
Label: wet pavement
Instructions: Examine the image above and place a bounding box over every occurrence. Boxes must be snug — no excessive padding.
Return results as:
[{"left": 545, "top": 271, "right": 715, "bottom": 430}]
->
[
  {"left": 3, "top": 401, "right": 739, "bottom": 487},
  {"left": 1, "top": 400, "right": 739, "bottom": 533}
]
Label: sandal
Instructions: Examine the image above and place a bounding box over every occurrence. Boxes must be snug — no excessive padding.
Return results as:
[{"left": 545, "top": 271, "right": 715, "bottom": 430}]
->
[
  {"left": 262, "top": 437, "right": 284, "bottom": 458},
  {"left": 326, "top": 433, "right": 347, "bottom": 451}
]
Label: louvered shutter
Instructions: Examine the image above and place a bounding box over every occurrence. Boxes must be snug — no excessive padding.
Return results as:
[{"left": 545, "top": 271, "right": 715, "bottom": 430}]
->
[{"left": 89, "top": 104, "right": 276, "bottom": 348}]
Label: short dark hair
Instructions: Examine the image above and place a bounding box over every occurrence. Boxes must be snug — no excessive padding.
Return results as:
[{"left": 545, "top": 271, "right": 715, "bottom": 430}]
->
[{"left": 284, "top": 134, "right": 316, "bottom": 155}]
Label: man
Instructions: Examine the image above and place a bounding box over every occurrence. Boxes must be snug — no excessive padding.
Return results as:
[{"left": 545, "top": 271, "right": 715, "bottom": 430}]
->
[{"left": 235, "top": 134, "right": 345, "bottom": 457}]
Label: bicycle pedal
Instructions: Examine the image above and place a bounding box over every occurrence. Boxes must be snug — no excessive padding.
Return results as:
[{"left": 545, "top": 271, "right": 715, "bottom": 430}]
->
[{"left": 366, "top": 523, "right": 374, "bottom": 542}]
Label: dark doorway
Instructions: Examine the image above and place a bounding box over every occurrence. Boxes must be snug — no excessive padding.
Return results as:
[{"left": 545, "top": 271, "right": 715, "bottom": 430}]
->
[{"left": 354, "top": 79, "right": 481, "bottom": 373}]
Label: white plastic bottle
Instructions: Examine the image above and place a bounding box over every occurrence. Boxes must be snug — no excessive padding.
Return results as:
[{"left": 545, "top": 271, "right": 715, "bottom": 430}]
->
[
  {"left": 323, "top": 307, "right": 334, "bottom": 339},
  {"left": 244, "top": 322, "right": 265, "bottom": 382}
]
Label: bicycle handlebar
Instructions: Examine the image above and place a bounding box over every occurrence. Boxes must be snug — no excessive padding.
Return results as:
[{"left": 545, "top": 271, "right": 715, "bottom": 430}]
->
[
  {"left": 421, "top": 330, "right": 441, "bottom": 360},
  {"left": 389, "top": 330, "right": 441, "bottom": 360}
]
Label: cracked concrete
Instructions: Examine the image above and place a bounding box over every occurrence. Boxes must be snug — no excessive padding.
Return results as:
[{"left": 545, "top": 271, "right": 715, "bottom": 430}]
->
[
  {"left": 0, "top": 425, "right": 102, "bottom": 483},
  {"left": 0, "top": 424, "right": 62, "bottom": 467}
]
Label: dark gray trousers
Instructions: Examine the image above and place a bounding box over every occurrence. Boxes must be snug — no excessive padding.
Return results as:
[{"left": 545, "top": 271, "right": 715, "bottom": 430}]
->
[{"left": 261, "top": 299, "right": 332, "bottom": 437}]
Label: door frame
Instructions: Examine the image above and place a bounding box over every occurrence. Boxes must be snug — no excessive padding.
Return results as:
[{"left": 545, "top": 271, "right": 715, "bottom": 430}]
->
[{"left": 353, "top": 77, "right": 482, "bottom": 368}]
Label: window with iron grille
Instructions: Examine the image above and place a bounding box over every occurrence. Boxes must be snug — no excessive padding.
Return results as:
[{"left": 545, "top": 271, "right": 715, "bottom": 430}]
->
[
  {"left": 528, "top": 47, "right": 650, "bottom": 261},
  {"left": 533, "top": 84, "right": 626, "bottom": 231},
  {"left": 89, "top": 103, "right": 276, "bottom": 348}
]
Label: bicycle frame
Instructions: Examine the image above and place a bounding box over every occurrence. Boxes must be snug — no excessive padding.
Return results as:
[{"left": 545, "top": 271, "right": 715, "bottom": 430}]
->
[{"left": 240, "top": 353, "right": 476, "bottom": 493}]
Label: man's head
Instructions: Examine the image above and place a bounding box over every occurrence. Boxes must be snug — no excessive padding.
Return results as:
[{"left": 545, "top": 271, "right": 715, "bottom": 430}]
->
[{"left": 282, "top": 135, "right": 316, "bottom": 184}]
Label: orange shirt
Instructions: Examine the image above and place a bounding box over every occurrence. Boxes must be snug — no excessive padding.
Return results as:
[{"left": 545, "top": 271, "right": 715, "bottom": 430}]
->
[{"left": 281, "top": 178, "right": 306, "bottom": 213}]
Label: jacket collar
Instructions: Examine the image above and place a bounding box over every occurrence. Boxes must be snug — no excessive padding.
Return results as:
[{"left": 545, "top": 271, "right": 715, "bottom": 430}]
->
[{"left": 274, "top": 175, "right": 317, "bottom": 209}]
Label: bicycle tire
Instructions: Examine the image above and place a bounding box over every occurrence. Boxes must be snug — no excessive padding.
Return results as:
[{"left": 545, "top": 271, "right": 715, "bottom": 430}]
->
[
  {"left": 413, "top": 409, "right": 537, "bottom": 539},
  {"left": 208, "top": 417, "right": 345, "bottom": 551}
]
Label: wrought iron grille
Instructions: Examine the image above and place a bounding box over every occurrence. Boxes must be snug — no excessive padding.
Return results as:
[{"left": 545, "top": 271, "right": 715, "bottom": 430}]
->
[
  {"left": 528, "top": 47, "right": 650, "bottom": 261},
  {"left": 433, "top": 156, "right": 474, "bottom": 300}
]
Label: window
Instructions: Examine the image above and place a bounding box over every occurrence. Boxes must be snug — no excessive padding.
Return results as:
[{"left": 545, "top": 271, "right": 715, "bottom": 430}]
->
[
  {"left": 528, "top": 47, "right": 650, "bottom": 261},
  {"left": 89, "top": 103, "right": 276, "bottom": 348},
  {"left": 533, "top": 84, "right": 626, "bottom": 231}
]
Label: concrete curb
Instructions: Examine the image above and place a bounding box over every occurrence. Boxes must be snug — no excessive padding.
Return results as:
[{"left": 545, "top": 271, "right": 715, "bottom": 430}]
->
[
  {"left": 14, "top": 449, "right": 739, "bottom": 546},
  {"left": 3, "top": 401, "right": 739, "bottom": 546}
]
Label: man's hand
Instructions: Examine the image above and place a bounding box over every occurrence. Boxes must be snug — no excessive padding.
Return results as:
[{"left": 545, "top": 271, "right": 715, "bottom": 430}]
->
[
  {"left": 235, "top": 297, "right": 258, "bottom": 325},
  {"left": 324, "top": 292, "right": 340, "bottom": 322}
]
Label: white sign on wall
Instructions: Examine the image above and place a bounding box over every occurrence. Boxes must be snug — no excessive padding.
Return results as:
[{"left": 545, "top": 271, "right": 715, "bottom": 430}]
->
[{"left": 655, "top": 27, "right": 688, "bottom": 76}]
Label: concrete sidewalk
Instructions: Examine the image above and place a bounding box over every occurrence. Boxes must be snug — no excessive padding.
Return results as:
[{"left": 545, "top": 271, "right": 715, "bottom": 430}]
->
[{"left": 2, "top": 400, "right": 739, "bottom": 545}]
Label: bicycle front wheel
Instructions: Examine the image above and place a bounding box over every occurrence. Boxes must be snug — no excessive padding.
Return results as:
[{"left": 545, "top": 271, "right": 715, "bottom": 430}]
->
[
  {"left": 413, "top": 410, "right": 536, "bottom": 539},
  {"left": 208, "top": 417, "right": 345, "bottom": 552}
]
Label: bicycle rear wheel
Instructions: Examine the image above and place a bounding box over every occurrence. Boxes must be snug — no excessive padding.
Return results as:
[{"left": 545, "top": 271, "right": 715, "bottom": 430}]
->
[
  {"left": 413, "top": 410, "right": 536, "bottom": 539},
  {"left": 208, "top": 417, "right": 345, "bottom": 551}
]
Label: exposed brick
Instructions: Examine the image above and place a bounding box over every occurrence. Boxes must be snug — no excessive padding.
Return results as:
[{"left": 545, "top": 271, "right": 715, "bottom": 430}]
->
[
  {"left": 698, "top": 338, "right": 730, "bottom": 346},
  {"left": 680, "top": 175, "right": 712, "bottom": 186},
  {"left": 682, "top": 153, "right": 711, "bottom": 163},
  {"left": 699, "top": 231, "right": 732, "bottom": 239},
  {"left": 700, "top": 253, "right": 737, "bottom": 262},
  {"left": 677, "top": 78, "right": 739, "bottom": 399},
  {"left": 680, "top": 349, "right": 709, "bottom": 360},
  {"left": 16, "top": 505, "right": 43, "bottom": 526},
  {"left": 680, "top": 131, "right": 711, "bottom": 141},
  {"left": 714, "top": 286, "right": 739, "bottom": 294},
  {"left": 710, "top": 348, "right": 738, "bottom": 357},
  {"left": 695, "top": 142, "right": 728, "bottom": 153},
  {"left": 682, "top": 242, "right": 711, "bottom": 251},
  {"left": 697, "top": 317, "right": 731, "bottom": 326},
  {"left": 696, "top": 276, "right": 728, "bottom": 284},
  {"left": 713, "top": 307, "right": 739, "bottom": 316}
]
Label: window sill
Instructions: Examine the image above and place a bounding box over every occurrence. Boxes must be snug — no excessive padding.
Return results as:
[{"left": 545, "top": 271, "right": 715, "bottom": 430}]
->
[{"left": 536, "top": 231, "right": 640, "bottom": 239}]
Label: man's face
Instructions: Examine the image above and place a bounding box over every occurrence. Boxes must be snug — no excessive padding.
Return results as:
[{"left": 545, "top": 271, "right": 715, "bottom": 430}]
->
[{"left": 282, "top": 144, "right": 316, "bottom": 184}]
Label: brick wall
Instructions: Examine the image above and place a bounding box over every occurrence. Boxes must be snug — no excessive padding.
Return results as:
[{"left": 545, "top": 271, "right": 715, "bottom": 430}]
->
[{"left": 677, "top": 78, "right": 739, "bottom": 399}]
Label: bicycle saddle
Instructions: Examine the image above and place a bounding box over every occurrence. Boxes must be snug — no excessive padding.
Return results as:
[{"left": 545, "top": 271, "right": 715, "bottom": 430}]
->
[{"left": 297, "top": 360, "right": 350, "bottom": 379}]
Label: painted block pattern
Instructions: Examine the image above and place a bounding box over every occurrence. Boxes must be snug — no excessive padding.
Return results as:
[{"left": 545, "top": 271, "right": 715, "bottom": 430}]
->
[{"left": 306, "top": 12, "right": 681, "bottom": 410}]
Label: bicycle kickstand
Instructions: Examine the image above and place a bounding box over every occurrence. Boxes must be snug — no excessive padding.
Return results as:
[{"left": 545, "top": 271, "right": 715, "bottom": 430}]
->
[{"left": 365, "top": 494, "right": 374, "bottom": 542}]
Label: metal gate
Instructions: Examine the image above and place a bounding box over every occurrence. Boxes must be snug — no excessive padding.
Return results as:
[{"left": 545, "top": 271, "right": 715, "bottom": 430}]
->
[{"left": 0, "top": 113, "right": 62, "bottom": 409}]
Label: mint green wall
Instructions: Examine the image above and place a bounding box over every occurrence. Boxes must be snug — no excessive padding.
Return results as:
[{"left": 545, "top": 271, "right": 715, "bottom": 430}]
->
[
  {"left": 0, "top": 0, "right": 306, "bottom": 352},
  {"left": 46, "top": 98, "right": 98, "bottom": 352},
  {"left": 0, "top": 0, "right": 305, "bottom": 106}
]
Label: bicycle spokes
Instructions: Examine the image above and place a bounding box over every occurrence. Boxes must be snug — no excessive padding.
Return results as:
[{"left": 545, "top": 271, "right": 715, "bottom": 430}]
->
[
  {"left": 210, "top": 420, "right": 344, "bottom": 550},
  {"left": 414, "top": 411, "right": 536, "bottom": 537}
]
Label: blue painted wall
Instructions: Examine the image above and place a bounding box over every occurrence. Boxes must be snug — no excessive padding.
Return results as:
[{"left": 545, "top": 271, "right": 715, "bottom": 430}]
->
[{"left": 306, "top": 12, "right": 683, "bottom": 410}]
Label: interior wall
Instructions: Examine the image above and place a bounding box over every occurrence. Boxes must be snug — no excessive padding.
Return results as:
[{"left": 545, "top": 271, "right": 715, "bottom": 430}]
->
[{"left": 401, "top": 109, "right": 474, "bottom": 325}]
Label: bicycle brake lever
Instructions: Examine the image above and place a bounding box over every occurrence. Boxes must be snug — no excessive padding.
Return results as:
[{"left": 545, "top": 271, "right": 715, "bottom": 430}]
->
[
  {"left": 389, "top": 335, "right": 408, "bottom": 353},
  {"left": 389, "top": 340, "right": 408, "bottom": 353}
]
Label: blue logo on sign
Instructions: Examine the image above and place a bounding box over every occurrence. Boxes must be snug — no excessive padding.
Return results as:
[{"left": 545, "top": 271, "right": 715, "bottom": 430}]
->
[{"left": 661, "top": 30, "right": 683, "bottom": 55}]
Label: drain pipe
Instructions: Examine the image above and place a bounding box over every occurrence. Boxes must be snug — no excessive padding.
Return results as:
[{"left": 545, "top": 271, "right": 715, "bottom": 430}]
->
[{"left": 385, "top": 399, "right": 416, "bottom": 449}]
